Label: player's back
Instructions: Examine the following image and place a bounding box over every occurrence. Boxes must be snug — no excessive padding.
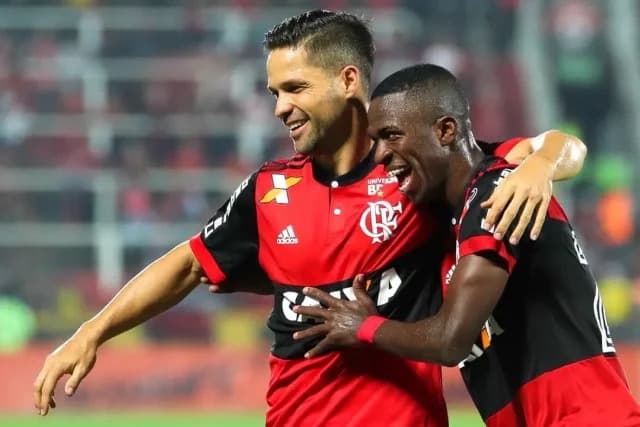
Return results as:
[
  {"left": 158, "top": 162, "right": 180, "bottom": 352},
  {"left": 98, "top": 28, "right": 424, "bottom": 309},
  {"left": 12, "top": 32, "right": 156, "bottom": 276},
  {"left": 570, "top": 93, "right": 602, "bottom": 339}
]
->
[{"left": 455, "top": 159, "right": 640, "bottom": 426}]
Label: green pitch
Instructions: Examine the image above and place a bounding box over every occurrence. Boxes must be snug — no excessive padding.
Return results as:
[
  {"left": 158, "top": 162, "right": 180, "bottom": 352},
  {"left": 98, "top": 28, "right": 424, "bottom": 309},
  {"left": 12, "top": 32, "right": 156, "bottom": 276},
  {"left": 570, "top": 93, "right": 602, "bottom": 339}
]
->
[{"left": 0, "top": 409, "right": 484, "bottom": 426}]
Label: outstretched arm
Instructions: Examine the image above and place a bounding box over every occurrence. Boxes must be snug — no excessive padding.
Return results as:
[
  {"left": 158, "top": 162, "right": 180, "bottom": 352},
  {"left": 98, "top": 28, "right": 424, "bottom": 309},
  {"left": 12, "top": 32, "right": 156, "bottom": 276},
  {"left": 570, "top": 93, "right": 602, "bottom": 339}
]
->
[
  {"left": 293, "top": 256, "right": 507, "bottom": 364},
  {"left": 33, "top": 241, "right": 202, "bottom": 415},
  {"left": 483, "top": 130, "right": 586, "bottom": 244}
]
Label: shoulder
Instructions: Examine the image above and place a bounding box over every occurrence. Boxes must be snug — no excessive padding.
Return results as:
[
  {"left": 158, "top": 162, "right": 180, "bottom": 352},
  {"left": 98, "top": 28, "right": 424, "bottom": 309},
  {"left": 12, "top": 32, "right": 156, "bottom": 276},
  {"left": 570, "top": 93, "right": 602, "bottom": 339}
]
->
[
  {"left": 259, "top": 154, "right": 310, "bottom": 173},
  {"left": 477, "top": 137, "right": 528, "bottom": 158},
  {"left": 468, "top": 158, "right": 517, "bottom": 192}
]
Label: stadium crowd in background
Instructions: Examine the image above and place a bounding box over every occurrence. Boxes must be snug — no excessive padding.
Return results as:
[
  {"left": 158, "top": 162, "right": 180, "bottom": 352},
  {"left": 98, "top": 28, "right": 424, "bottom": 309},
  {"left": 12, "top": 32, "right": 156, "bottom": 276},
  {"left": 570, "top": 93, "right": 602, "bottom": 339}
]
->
[
  {"left": 0, "top": 0, "right": 637, "bottom": 363},
  {"left": 33, "top": 7, "right": 589, "bottom": 426}
]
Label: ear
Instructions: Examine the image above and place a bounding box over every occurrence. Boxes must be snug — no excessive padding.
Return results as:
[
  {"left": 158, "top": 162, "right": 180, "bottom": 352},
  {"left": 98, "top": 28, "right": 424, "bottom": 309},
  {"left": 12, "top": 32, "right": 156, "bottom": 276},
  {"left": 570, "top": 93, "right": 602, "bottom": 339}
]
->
[
  {"left": 434, "top": 116, "right": 458, "bottom": 147},
  {"left": 340, "top": 65, "right": 362, "bottom": 99}
]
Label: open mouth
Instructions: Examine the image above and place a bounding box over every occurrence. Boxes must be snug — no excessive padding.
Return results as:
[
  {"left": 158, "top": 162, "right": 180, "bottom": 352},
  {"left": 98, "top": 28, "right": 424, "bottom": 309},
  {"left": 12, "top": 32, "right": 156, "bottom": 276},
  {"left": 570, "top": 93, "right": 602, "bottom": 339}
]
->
[
  {"left": 387, "top": 165, "right": 412, "bottom": 193},
  {"left": 288, "top": 120, "right": 308, "bottom": 139}
]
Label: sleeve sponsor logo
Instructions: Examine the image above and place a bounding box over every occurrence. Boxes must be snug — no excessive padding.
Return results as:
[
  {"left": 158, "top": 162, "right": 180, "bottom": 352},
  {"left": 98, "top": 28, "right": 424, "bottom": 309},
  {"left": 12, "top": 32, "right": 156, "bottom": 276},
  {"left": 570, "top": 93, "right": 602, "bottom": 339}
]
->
[
  {"left": 259, "top": 174, "right": 302, "bottom": 204},
  {"left": 204, "top": 176, "right": 251, "bottom": 238},
  {"left": 492, "top": 168, "right": 513, "bottom": 187},
  {"left": 459, "top": 315, "right": 505, "bottom": 367}
]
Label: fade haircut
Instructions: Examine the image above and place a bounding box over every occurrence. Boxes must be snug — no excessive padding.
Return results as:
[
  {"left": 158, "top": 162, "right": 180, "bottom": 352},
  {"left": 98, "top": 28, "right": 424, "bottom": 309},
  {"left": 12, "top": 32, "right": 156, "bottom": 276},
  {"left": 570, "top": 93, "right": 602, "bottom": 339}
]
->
[
  {"left": 264, "top": 9, "right": 374, "bottom": 92},
  {"left": 372, "top": 64, "right": 471, "bottom": 131}
]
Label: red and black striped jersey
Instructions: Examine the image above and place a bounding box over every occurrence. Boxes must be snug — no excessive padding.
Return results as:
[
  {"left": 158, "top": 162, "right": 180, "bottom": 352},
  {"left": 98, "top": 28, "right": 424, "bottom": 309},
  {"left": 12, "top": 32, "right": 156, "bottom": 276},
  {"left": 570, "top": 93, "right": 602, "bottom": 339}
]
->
[
  {"left": 189, "top": 140, "right": 518, "bottom": 426},
  {"left": 190, "top": 147, "right": 448, "bottom": 427},
  {"left": 444, "top": 157, "right": 640, "bottom": 426}
]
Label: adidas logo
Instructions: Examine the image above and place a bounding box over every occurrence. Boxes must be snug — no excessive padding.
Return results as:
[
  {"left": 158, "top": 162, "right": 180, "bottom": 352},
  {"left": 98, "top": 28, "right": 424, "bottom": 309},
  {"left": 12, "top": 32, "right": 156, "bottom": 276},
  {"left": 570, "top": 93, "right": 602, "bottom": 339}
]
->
[{"left": 277, "top": 225, "right": 299, "bottom": 245}]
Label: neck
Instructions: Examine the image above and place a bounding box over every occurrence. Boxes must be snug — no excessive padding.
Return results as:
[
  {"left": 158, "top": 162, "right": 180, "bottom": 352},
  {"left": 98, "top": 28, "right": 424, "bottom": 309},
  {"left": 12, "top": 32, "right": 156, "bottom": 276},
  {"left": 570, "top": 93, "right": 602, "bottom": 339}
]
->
[
  {"left": 445, "top": 132, "right": 485, "bottom": 208},
  {"left": 313, "top": 99, "right": 371, "bottom": 176}
]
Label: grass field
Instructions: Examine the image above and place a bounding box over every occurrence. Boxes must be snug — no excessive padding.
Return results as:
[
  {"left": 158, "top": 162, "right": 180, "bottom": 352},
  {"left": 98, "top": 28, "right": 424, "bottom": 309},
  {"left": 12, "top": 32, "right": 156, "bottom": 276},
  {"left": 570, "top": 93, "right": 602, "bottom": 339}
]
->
[{"left": 0, "top": 409, "right": 484, "bottom": 426}]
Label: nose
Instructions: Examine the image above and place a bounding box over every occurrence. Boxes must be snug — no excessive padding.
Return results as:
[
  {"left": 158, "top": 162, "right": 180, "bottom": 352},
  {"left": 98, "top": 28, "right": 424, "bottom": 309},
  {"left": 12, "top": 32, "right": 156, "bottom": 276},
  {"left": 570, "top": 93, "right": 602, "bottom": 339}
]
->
[
  {"left": 374, "top": 140, "right": 392, "bottom": 166},
  {"left": 274, "top": 95, "right": 293, "bottom": 121}
]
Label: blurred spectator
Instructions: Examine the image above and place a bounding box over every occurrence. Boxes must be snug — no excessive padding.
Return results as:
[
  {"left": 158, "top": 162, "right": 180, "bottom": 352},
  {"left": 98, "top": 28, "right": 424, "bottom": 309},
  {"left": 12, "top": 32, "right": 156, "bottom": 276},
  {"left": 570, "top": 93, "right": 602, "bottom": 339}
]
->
[
  {"left": 548, "top": 0, "right": 612, "bottom": 154},
  {"left": 0, "top": 1, "right": 636, "bottom": 345}
]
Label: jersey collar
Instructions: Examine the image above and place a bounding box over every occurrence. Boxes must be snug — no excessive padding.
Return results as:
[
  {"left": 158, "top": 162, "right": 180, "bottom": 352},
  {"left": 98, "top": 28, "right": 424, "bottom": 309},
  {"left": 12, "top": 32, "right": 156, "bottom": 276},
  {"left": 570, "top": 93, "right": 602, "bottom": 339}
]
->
[{"left": 312, "top": 146, "right": 377, "bottom": 187}]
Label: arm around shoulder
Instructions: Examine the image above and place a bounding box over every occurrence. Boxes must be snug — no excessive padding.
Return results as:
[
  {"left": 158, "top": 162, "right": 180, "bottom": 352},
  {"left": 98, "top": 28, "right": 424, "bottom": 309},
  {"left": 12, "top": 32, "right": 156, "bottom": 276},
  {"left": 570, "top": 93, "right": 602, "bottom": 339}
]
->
[{"left": 505, "top": 130, "right": 587, "bottom": 181}]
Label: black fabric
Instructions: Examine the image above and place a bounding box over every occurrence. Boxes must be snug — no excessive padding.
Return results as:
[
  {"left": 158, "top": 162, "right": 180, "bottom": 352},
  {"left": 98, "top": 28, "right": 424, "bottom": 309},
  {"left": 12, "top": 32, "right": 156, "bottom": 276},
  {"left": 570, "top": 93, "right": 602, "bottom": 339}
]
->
[
  {"left": 269, "top": 243, "right": 444, "bottom": 359},
  {"left": 199, "top": 173, "right": 260, "bottom": 277}
]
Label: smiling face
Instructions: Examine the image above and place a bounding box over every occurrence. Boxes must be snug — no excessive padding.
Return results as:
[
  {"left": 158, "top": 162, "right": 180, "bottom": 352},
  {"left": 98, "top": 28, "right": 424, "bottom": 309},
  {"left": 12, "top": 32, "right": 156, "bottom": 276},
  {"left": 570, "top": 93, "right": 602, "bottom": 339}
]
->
[
  {"left": 369, "top": 92, "right": 451, "bottom": 205},
  {"left": 266, "top": 46, "right": 353, "bottom": 156}
]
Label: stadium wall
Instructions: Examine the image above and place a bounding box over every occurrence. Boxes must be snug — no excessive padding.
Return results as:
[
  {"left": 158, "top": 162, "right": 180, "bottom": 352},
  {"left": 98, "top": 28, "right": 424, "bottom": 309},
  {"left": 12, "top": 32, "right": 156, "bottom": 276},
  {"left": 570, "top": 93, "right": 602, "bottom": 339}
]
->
[{"left": 2, "top": 344, "right": 638, "bottom": 412}]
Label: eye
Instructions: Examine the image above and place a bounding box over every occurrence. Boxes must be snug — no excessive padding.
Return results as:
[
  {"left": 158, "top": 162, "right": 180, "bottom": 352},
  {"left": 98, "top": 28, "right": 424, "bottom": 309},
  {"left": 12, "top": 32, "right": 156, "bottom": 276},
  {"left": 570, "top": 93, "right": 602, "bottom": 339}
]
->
[{"left": 381, "top": 130, "right": 402, "bottom": 141}]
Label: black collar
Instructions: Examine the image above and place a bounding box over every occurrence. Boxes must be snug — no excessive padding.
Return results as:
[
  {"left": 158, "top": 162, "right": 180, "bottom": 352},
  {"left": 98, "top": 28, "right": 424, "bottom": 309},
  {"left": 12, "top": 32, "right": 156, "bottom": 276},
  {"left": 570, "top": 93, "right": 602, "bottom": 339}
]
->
[{"left": 312, "top": 146, "right": 377, "bottom": 186}]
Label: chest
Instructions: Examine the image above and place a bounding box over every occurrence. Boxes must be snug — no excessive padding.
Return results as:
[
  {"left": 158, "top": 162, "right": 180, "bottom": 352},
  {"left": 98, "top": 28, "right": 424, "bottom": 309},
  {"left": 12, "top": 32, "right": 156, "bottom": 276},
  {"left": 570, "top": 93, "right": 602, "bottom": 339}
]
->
[{"left": 254, "top": 166, "right": 435, "bottom": 285}]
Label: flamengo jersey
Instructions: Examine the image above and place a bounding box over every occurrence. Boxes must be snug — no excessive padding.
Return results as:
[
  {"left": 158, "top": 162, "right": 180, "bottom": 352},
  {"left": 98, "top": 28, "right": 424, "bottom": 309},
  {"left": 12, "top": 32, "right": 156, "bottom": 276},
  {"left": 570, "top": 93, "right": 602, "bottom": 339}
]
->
[
  {"left": 190, "top": 147, "right": 448, "bottom": 427},
  {"left": 444, "top": 157, "right": 640, "bottom": 427},
  {"left": 189, "top": 139, "right": 519, "bottom": 426}
]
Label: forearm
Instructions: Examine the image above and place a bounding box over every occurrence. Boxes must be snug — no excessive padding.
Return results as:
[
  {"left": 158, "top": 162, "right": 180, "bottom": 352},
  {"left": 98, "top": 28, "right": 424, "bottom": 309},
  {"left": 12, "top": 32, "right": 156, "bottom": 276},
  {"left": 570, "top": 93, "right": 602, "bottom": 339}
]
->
[
  {"left": 528, "top": 130, "right": 587, "bottom": 181},
  {"left": 78, "top": 241, "right": 202, "bottom": 345},
  {"left": 372, "top": 315, "right": 462, "bottom": 366}
]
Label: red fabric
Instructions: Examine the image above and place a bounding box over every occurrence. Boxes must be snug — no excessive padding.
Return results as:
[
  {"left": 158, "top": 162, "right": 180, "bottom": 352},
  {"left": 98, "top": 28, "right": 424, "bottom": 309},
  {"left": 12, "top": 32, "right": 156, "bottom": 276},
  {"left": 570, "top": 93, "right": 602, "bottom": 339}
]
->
[
  {"left": 486, "top": 355, "right": 640, "bottom": 427},
  {"left": 256, "top": 162, "right": 436, "bottom": 286},
  {"left": 459, "top": 235, "right": 517, "bottom": 273},
  {"left": 493, "top": 137, "right": 526, "bottom": 159},
  {"left": 356, "top": 315, "right": 387, "bottom": 344},
  {"left": 189, "top": 235, "right": 227, "bottom": 283},
  {"left": 266, "top": 349, "right": 448, "bottom": 427},
  {"left": 547, "top": 196, "right": 569, "bottom": 223}
]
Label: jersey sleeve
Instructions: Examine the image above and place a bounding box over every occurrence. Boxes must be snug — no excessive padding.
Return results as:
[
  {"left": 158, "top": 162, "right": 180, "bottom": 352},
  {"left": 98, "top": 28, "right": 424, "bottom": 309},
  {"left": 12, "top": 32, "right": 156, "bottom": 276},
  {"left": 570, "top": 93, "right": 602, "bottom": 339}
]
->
[
  {"left": 477, "top": 137, "right": 527, "bottom": 158},
  {"left": 189, "top": 173, "right": 259, "bottom": 283},
  {"left": 457, "top": 168, "right": 521, "bottom": 273}
]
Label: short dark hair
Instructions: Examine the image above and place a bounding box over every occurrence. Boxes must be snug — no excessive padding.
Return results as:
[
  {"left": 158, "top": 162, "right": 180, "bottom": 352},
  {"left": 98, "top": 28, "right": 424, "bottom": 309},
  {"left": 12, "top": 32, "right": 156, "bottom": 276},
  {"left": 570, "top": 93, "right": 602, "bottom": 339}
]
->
[
  {"left": 264, "top": 9, "right": 374, "bottom": 91},
  {"left": 372, "top": 64, "right": 470, "bottom": 125}
]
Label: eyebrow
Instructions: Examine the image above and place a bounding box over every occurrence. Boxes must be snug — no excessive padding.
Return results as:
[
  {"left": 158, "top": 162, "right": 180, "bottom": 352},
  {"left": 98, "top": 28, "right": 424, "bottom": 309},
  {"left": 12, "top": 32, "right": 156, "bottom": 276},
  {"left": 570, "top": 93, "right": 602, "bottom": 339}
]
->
[
  {"left": 377, "top": 125, "right": 401, "bottom": 134},
  {"left": 268, "top": 79, "right": 310, "bottom": 92}
]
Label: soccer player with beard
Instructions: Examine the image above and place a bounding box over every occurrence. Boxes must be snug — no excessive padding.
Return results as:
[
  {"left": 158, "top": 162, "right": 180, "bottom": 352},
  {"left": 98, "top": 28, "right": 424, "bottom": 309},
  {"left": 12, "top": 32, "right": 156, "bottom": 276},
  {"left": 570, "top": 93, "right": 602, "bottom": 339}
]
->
[
  {"left": 34, "top": 11, "right": 587, "bottom": 426},
  {"left": 293, "top": 64, "right": 640, "bottom": 426}
]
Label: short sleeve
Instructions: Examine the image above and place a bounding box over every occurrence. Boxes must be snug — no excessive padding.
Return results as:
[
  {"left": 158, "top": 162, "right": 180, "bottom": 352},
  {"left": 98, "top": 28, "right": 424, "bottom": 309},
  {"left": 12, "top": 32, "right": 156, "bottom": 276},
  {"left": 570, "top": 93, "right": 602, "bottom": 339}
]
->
[
  {"left": 477, "top": 137, "right": 526, "bottom": 158},
  {"left": 189, "top": 173, "right": 259, "bottom": 283},
  {"left": 457, "top": 167, "right": 520, "bottom": 273}
]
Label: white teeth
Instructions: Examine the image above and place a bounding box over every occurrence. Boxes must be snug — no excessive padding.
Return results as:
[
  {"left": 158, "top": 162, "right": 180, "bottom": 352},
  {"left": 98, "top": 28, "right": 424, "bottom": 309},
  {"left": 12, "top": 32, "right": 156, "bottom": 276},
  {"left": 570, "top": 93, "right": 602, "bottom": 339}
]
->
[
  {"left": 399, "top": 177, "right": 410, "bottom": 192},
  {"left": 386, "top": 167, "right": 411, "bottom": 192},
  {"left": 289, "top": 121, "right": 305, "bottom": 130},
  {"left": 387, "top": 167, "right": 408, "bottom": 178}
]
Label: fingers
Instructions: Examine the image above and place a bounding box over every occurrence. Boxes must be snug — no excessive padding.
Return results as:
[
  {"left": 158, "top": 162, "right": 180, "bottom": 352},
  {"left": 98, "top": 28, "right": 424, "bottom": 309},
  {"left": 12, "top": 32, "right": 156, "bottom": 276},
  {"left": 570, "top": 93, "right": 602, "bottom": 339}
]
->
[
  {"left": 38, "top": 368, "right": 63, "bottom": 416},
  {"left": 293, "top": 323, "right": 328, "bottom": 341},
  {"left": 491, "top": 191, "right": 527, "bottom": 240},
  {"left": 352, "top": 275, "right": 374, "bottom": 309},
  {"left": 199, "top": 276, "right": 210, "bottom": 284},
  {"left": 65, "top": 363, "right": 89, "bottom": 396},
  {"left": 481, "top": 188, "right": 511, "bottom": 233},
  {"left": 302, "top": 287, "right": 341, "bottom": 308},
  {"left": 529, "top": 194, "right": 550, "bottom": 240},
  {"left": 305, "top": 338, "right": 334, "bottom": 359},
  {"left": 505, "top": 195, "right": 537, "bottom": 244},
  {"left": 480, "top": 190, "right": 496, "bottom": 209},
  {"left": 33, "top": 369, "right": 46, "bottom": 412},
  {"left": 352, "top": 274, "right": 366, "bottom": 291},
  {"left": 293, "top": 304, "right": 330, "bottom": 321}
]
